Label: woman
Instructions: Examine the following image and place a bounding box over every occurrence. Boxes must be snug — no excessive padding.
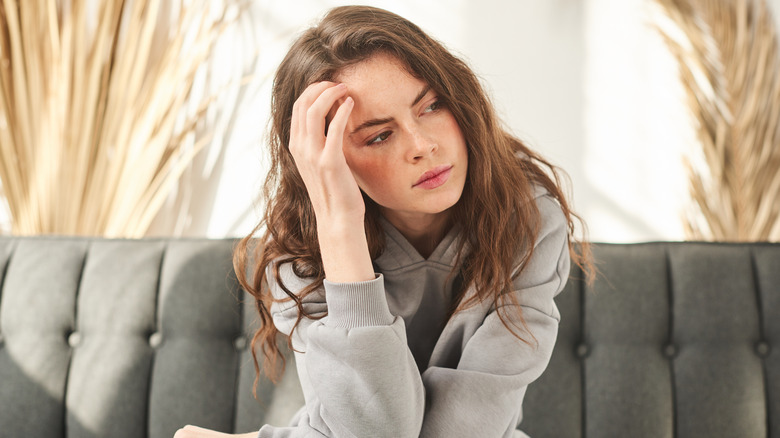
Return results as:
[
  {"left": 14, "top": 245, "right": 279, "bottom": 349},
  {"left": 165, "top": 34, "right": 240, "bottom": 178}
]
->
[{"left": 177, "top": 5, "right": 590, "bottom": 438}]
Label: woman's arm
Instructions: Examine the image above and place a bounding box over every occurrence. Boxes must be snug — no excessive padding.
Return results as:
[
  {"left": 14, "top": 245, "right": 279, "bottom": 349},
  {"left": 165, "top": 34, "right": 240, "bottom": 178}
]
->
[
  {"left": 418, "top": 194, "right": 570, "bottom": 437},
  {"left": 254, "top": 82, "right": 426, "bottom": 437},
  {"left": 263, "top": 195, "right": 569, "bottom": 438},
  {"left": 288, "top": 81, "right": 374, "bottom": 283},
  {"left": 262, "top": 267, "right": 424, "bottom": 438}
]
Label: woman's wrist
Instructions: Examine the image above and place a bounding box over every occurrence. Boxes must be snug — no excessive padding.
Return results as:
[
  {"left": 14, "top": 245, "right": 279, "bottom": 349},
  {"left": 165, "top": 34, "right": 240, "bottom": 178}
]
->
[
  {"left": 317, "top": 221, "right": 375, "bottom": 283},
  {"left": 314, "top": 208, "right": 364, "bottom": 229}
]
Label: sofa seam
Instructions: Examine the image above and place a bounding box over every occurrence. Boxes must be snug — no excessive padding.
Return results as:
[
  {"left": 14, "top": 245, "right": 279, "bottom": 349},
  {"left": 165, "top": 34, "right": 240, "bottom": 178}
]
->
[
  {"left": 63, "top": 241, "right": 90, "bottom": 436},
  {"left": 665, "top": 246, "right": 678, "bottom": 438},
  {"left": 231, "top": 254, "right": 244, "bottom": 435},
  {"left": 0, "top": 240, "right": 18, "bottom": 337},
  {"left": 750, "top": 250, "right": 771, "bottom": 436},
  {"left": 145, "top": 242, "right": 167, "bottom": 436}
]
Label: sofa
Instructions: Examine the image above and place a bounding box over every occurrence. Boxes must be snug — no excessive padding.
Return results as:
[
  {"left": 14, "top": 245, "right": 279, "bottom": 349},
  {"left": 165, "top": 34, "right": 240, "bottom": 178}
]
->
[{"left": 0, "top": 237, "right": 777, "bottom": 438}]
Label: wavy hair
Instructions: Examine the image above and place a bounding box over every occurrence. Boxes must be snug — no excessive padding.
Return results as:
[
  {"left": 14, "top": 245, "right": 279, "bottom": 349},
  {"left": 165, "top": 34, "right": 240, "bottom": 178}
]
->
[{"left": 234, "top": 5, "right": 592, "bottom": 387}]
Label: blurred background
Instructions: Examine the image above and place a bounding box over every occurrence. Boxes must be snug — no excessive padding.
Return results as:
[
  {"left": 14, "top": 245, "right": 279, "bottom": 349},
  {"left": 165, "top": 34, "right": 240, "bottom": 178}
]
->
[{"left": 1, "top": 0, "right": 779, "bottom": 243}]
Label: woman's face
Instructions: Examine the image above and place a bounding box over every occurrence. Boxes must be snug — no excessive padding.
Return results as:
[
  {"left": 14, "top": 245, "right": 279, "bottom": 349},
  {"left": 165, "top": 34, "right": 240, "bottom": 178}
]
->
[{"left": 335, "top": 53, "right": 469, "bottom": 226}]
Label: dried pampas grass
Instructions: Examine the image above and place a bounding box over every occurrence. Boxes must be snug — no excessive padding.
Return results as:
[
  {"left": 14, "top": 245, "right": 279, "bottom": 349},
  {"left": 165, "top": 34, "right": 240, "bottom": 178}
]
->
[
  {"left": 0, "top": 0, "right": 237, "bottom": 237},
  {"left": 653, "top": 0, "right": 780, "bottom": 241}
]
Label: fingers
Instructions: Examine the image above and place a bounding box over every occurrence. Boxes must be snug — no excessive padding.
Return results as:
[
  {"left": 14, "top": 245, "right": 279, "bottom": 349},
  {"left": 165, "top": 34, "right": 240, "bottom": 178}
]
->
[
  {"left": 286, "top": 81, "right": 365, "bottom": 221},
  {"left": 323, "top": 96, "right": 354, "bottom": 157},
  {"left": 290, "top": 82, "right": 332, "bottom": 156},
  {"left": 306, "top": 83, "right": 348, "bottom": 138},
  {"left": 173, "top": 425, "right": 229, "bottom": 437},
  {"left": 290, "top": 82, "right": 349, "bottom": 149}
]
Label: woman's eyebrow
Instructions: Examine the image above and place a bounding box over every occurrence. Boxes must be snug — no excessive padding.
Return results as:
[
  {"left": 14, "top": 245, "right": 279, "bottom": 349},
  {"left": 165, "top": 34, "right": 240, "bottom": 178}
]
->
[
  {"left": 350, "top": 86, "right": 432, "bottom": 136},
  {"left": 411, "top": 85, "right": 431, "bottom": 107},
  {"left": 350, "top": 117, "right": 394, "bottom": 136}
]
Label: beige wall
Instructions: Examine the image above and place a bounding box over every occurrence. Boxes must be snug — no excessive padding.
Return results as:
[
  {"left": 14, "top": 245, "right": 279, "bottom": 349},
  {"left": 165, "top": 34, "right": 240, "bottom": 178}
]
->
[{"left": 140, "top": 0, "right": 780, "bottom": 241}]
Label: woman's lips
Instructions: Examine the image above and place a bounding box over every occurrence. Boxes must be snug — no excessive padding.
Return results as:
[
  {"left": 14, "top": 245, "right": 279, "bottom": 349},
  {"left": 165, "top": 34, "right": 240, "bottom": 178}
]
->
[{"left": 413, "top": 165, "right": 453, "bottom": 189}]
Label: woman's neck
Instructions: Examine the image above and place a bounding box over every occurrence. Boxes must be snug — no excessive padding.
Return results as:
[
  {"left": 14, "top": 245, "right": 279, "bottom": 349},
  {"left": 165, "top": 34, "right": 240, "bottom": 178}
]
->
[{"left": 380, "top": 208, "right": 453, "bottom": 259}]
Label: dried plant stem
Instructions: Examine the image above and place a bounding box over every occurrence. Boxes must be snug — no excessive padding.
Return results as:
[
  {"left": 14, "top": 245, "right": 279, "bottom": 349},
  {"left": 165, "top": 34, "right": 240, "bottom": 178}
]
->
[
  {"left": 0, "top": 0, "right": 234, "bottom": 237},
  {"left": 653, "top": 0, "right": 780, "bottom": 241}
]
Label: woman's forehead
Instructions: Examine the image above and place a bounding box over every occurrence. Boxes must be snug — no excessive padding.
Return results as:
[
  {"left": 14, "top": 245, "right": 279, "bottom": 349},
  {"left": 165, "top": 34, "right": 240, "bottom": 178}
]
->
[{"left": 335, "top": 53, "right": 416, "bottom": 81}]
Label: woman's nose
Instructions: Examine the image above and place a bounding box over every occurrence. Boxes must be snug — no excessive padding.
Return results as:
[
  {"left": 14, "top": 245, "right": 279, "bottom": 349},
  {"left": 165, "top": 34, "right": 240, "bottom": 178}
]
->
[{"left": 407, "top": 130, "right": 437, "bottom": 161}]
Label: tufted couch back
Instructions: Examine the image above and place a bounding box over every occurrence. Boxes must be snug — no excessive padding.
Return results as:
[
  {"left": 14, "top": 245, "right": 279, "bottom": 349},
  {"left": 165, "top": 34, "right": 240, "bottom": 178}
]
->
[
  {"left": 523, "top": 242, "right": 779, "bottom": 438},
  {"left": 0, "top": 237, "right": 778, "bottom": 438},
  {"left": 0, "top": 237, "right": 303, "bottom": 438}
]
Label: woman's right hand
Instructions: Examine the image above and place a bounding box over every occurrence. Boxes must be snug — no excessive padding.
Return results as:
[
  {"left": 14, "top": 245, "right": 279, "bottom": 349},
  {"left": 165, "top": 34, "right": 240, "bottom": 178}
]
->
[
  {"left": 289, "top": 81, "right": 375, "bottom": 283},
  {"left": 289, "top": 81, "right": 363, "bottom": 225},
  {"left": 173, "top": 425, "right": 256, "bottom": 438}
]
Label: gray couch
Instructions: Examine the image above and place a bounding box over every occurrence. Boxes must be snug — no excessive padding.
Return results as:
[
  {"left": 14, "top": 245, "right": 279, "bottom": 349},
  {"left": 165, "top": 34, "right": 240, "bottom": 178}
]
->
[{"left": 0, "top": 237, "right": 777, "bottom": 437}]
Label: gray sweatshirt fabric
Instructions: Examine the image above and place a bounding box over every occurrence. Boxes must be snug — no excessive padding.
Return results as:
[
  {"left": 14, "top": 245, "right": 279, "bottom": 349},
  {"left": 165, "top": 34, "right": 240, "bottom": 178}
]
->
[{"left": 258, "top": 187, "right": 570, "bottom": 438}]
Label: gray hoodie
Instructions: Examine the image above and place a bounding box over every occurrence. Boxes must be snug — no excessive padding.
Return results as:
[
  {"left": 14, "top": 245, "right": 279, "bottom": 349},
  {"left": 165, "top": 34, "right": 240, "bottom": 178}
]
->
[{"left": 258, "top": 188, "right": 570, "bottom": 438}]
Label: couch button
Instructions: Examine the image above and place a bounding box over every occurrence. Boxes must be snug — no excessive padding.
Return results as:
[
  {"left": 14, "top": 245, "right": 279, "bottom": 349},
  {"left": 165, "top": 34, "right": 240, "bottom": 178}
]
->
[
  {"left": 234, "top": 336, "right": 247, "bottom": 351},
  {"left": 756, "top": 341, "right": 770, "bottom": 357},
  {"left": 68, "top": 332, "right": 82, "bottom": 348},
  {"left": 149, "top": 332, "right": 163, "bottom": 348},
  {"left": 663, "top": 344, "right": 677, "bottom": 358},
  {"left": 576, "top": 343, "right": 589, "bottom": 358}
]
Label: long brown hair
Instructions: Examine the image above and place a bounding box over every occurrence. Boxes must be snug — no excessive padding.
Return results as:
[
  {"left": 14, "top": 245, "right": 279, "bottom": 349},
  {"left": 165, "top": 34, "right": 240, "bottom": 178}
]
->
[{"left": 234, "top": 5, "right": 592, "bottom": 387}]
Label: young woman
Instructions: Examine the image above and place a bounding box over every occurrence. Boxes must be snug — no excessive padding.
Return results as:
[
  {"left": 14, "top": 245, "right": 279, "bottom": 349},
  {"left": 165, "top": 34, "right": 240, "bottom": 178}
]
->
[{"left": 176, "top": 5, "right": 590, "bottom": 438}]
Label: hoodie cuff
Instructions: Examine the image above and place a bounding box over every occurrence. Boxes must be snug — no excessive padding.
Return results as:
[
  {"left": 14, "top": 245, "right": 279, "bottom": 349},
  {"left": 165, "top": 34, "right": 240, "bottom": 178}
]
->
[{"left": 323, "top": 274, "right": 394, "bottom": 328}]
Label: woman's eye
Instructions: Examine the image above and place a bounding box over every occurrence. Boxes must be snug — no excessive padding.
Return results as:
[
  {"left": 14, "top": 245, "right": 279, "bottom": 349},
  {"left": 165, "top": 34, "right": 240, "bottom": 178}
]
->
[
  {"left": 423, "top": 99, "right": 443, "bottom": 113},
  {"left": 368, "top": 131, "right": 391, "bottom": 145}
]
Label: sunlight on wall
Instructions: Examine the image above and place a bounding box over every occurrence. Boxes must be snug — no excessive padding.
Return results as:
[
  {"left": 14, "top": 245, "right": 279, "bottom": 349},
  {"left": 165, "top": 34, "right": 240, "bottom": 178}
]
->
[
  {"left": 583, "top": 0, "right": 692, "bottom": 242},
  {"left": 139, "top": 0, "right": 703, "bottom": 241},
  {"left": 149, "top": 0, "right": 475, "bottom": 238}
]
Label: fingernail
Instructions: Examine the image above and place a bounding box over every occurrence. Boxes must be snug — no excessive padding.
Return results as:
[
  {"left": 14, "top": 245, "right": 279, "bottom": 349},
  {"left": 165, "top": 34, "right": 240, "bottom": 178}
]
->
[
  {"left": 337, "top": 83, "right": 347, "bottom": 90},
  {"left": 345, "top": 96, "right": 353, "bottom": 104}
]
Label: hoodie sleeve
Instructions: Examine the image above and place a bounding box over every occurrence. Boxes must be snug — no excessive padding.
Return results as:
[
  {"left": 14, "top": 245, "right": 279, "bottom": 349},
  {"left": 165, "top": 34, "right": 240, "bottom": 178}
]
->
[
  {"left": 418, "top": 194, "right": 571, "bottom": 437},
  {"left": 257, "top": 269, "right": 425, "bottom": 438}
]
